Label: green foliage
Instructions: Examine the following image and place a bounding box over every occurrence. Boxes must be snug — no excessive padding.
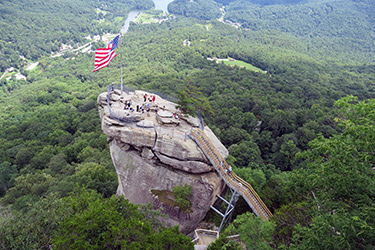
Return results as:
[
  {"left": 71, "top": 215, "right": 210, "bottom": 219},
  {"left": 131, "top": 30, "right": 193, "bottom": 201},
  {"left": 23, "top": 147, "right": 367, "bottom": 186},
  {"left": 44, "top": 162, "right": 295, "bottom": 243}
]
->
[
  {"left": 168, "top": 0, "right": 221, "bottom": 20},
  {"left": 52, "top": 187, "right": 193, "bottom": 249},
  {"left": 172, "top": 184, "right": 193, "bottom": 211},
  {"left": 225, "top": 0, "right": 375, "bottom": 62},
  {"left": 154, "top": 226, "right": 194, "bottom": 250},
  {"left": 225, "top": 212, "right": 276, "bottom": 249},
  {"left": 0, "top": 0, "right": 154, "bottom": 71},
  {"left": 272, "top": 202, "right": 311, "bottom": 247},
  {"left": 0, "top": 162, "right": 17, "bottom": 197},
  {"left": 1, "top": 172, "right": 57, "bottom": 204},
  {"left": 0, "top": 188, "right": 193, "bottom": 249},
  {"left": 0, "top": 1, "right": 375, "bottom": 248},
  {"left": 207, "top": 231, "right": 243, "bottom": 250},
  {"left": 291, "top": 96, "right": 375, "bottom": 210},
  {"left": 228, "top": 139, "right": 264, "bottom": 168},
  {"left": 176, "top": 90, "right": 197, "bottom": 116},
  {"left": 176, "top": 82, "right": 213, "bottom": 117},
  {"left": 71, "top": 162, "right": 117, "bottom": 198},
  {"left": 235, "top": 167, "right": 267, "bottom": 192},
  {"left": 0, "top": 193, "right": 64, "bottom": 249},
  {"left": 279, "top": 96, "right": 375, "bottom": 247},
  {"left": 290, "top": 207, "right": 375, "bottom": 249}
]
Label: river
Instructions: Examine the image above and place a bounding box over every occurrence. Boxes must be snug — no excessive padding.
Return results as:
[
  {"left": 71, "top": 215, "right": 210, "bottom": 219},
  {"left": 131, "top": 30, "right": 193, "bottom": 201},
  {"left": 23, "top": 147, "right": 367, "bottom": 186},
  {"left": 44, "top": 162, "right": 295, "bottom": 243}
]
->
[{"left": 121, "top": 0, "right": 174, "bottom": 35}]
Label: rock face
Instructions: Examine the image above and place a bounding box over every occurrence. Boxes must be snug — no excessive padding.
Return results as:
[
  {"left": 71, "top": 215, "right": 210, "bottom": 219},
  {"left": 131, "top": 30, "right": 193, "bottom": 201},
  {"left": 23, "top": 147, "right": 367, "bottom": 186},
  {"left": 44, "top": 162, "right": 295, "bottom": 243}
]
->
[{"left": 97, "top": 89, "right": 228, "bottom": 234}]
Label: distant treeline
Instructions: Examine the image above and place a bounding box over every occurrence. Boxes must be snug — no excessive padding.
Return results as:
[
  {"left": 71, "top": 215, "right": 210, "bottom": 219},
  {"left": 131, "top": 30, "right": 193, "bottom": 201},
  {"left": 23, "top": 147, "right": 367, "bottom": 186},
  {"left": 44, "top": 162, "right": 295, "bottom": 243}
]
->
[
  {"left": 0, "top": 1, "right": 375, "bottom": 249},
  {"left": 0, "top": 0, "right": 153, "bottom": 71}
]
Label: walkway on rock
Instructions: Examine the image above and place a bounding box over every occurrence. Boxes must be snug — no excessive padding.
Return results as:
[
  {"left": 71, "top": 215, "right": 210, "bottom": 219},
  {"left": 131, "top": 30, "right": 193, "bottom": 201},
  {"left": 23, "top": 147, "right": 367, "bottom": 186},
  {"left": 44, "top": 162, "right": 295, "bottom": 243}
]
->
[{"left": 189, "top": 128, "right": 272, "bottom": 220}]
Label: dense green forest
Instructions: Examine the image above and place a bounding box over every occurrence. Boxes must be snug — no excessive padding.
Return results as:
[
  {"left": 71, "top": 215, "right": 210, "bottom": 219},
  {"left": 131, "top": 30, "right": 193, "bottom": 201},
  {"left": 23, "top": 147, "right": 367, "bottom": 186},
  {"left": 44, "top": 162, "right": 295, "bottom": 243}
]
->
[
  {"left": 188, "top": 0, "right": 375, "bottom": 64},
  {"left": 168, "top": 0, "right": 221, "bottom": 20},
  {"left": 1, "top": 0, "right": 375, "bottom": 248},
  {"left": 0, "top": 0, "right": 153, "bottom": 71}
]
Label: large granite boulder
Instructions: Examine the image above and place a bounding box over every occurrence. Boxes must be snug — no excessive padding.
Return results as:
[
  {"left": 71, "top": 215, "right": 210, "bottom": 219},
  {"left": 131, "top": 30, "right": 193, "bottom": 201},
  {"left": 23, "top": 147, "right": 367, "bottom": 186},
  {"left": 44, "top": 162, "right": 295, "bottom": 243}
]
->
[{"left": 97, "top": 89, "right": 228, "bottom": 234}]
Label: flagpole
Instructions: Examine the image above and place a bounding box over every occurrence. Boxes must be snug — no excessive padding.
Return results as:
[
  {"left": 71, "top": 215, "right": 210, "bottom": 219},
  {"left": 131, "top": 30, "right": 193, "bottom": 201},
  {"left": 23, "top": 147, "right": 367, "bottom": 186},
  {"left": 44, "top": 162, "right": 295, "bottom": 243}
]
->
[{"left": 120, "top": 34, "right": 123, "bottom": 95}]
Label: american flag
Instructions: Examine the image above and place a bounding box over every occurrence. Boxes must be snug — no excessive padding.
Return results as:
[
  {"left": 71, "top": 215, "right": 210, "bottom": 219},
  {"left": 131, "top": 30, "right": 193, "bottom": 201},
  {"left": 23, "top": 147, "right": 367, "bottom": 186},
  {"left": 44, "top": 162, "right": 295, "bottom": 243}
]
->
[{"left": 93, "top": 35, "right": 120, "bottom": 72}]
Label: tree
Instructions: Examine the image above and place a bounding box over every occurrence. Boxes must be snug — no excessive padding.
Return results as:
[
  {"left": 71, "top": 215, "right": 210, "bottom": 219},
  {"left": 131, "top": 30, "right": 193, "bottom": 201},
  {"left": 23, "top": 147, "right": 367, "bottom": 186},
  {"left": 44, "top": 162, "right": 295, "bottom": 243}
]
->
[
  {"left": 173, "top": 184, "right": 192, "bottom": 212},
  {"left": 225, "top": 212, "right": 275, "bottom": 250},
  {"left": 71, "top": 162, "right": 117, "bottom": 198},
  {"left": 52, "top": 187, "right": 193, "bottom": 249},
  {"left": 0, "top": 162, "right": 17, "bottom": 197},
  {"left": 272, "top": 202, "right": 311, "bottom": 247},
  {"left": 0, "top": 193, "right": 64, "bottom": 249},
  {"left": 285, "top": 96, "right": 375, "bottom": 247},
  {"left": 290, "top": 208, "right": 375, "bottom": 249},
  {"left": 292, "top": 96, "right": 375, "bottom": 211},
  {"left": 176, "top": 82, "right": 213, "bottom": 117},
  {"left": 176, "top": 89, "right": 197, "bottom": 116},
  {"left": 228, "top": 139, "right": 264, "bottom": 168},
  {"left": 155, "top": 226, "right": 194, "bottom": 250}
]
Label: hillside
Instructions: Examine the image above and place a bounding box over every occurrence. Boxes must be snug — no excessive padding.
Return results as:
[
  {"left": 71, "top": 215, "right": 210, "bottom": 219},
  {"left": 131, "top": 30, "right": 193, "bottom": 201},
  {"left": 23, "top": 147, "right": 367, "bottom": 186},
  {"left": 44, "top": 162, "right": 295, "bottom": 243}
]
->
[
  {"left": 0, "top": 0, "right": 153, "bottom": 71},
  {"left": 0, "top": 0, "right": 375, "bottom": 248},
  {"left": 170, "top": 0, "right": 375, "bottom": 63}
]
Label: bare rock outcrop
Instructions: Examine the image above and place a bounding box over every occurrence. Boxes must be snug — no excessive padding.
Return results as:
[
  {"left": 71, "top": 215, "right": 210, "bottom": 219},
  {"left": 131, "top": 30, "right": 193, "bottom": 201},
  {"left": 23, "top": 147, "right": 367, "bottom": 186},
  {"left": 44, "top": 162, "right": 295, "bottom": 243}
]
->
[{"left": 97, "top": 89, "right": 228, "bottom": 234}]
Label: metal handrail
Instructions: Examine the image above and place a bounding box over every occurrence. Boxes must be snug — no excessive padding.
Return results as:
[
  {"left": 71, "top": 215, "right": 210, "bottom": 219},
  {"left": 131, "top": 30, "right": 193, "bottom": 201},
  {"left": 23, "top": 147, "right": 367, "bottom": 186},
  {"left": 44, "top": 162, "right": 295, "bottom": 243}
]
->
[{"left": 189, "top": 128, "right": 272, "bottom": 220}]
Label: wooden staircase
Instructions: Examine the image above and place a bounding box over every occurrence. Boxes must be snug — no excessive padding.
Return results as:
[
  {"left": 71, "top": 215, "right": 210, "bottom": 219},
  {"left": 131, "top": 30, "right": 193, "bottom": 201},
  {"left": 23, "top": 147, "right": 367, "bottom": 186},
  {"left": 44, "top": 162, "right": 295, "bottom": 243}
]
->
[{"left": 189, "top": 128, "right": 272, "bottom": 220}]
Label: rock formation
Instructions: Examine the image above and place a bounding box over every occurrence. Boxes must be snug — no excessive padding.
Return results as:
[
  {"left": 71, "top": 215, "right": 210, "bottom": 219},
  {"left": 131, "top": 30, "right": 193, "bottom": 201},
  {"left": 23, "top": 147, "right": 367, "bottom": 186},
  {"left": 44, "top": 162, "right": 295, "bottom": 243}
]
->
[{"left": 97, "top": 89, "right": 228, "bottom": 234}]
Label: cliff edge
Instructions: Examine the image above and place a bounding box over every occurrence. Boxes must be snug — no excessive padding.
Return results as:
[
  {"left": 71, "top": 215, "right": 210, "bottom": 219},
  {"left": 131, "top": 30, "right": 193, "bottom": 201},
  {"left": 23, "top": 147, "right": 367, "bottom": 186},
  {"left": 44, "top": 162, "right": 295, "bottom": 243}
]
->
[{"left": 97, "top": 88, "right": 228, "bottom": 234}]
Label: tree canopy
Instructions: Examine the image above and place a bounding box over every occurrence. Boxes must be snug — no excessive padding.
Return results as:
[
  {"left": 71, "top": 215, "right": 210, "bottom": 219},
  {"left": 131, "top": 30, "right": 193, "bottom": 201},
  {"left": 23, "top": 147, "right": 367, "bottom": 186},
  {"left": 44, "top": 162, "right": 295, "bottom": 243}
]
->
[{"left": 0, "top": 0, "right": 374, "bottom": 248}]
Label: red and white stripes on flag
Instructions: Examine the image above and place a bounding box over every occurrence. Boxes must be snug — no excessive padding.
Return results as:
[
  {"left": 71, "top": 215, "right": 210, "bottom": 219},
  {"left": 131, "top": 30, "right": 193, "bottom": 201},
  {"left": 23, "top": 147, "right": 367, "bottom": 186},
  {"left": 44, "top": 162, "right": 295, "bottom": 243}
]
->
[
  {"left": 93, "top": 47, "right": 117, "bottom": 72},
  {"left": 93, "top": 35, "right": 119, "bottom": 72}
]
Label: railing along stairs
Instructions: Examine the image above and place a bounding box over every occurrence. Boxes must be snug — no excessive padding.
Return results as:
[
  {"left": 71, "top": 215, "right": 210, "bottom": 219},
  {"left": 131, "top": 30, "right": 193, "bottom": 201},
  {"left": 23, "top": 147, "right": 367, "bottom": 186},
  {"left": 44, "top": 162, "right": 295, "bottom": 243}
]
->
[{"left": 189, "top": 128, "right": 272, "bottom": 221}]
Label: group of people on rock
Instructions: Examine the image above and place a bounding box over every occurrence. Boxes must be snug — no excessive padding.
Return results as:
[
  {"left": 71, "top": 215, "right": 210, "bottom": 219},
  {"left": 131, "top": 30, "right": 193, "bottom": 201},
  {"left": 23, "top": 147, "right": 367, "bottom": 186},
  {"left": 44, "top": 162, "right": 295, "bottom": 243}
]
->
[
  {"left": 142, "top": 94, "right": 158, "bottom": 113},
  {"left": 122, "top": 93, "right": 159, "bottom": 113},
  {"left": 122, "top": 93, "right": 182, "bottom": 119},
  {"left": 124, "top": 100, "right": 133, "bottom": 111},
  {"left": 143, "top": 94, "right": 156, "bottom": 103}
]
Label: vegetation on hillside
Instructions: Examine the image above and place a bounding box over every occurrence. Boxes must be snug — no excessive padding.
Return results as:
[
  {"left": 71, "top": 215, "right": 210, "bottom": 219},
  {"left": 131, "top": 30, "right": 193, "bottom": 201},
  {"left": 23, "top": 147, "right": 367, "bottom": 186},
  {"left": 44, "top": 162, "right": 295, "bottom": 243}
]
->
[
  {"left": 0, "top": 0, "right": 374, "bottom": 248},
  {"left": 168, "top": 0, "right": 221, "bottom": 20},
  {"left": 0, "top": 0, "right": 154, "bottom": 71}
]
